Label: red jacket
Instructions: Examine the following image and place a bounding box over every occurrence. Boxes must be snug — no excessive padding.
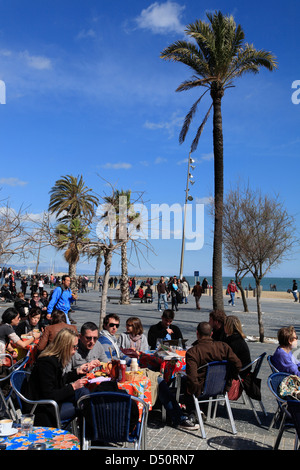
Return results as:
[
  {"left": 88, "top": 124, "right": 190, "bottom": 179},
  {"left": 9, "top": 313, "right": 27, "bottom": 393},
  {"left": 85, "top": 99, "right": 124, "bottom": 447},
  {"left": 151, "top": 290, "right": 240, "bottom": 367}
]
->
[{"left": 227, "top": 282, "right": 238, "bottom": 293}]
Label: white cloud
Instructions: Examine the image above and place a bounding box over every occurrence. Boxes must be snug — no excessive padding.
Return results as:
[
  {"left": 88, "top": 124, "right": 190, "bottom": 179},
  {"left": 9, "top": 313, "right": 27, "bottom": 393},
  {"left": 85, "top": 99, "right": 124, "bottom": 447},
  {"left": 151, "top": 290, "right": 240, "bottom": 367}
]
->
[
  {"left": 144, "top": 112, "right": 183, "bottom": 138},
  {"left": 101, "top": 162, "right": 132, "bottom": 170},
  {"left": 77, "top": 29, "right": 97, "bottom": 40},
  {"left": 21, "top": 51, "right": 52, "bottom": 70},
  {"left": 201, "top": 153, "right": 214, "bottom": 161},
  {"left": 0, "top": 177, "right": 28, "bottom": 187},
  {"left": 154, "top": 157, "right": 167, "bottom": 164},
  {"left": 196, "top": 196, "right": 214, "bottom": 206},
  {"left": 135, "top": 1, "right": 185, "bottom": 34}
]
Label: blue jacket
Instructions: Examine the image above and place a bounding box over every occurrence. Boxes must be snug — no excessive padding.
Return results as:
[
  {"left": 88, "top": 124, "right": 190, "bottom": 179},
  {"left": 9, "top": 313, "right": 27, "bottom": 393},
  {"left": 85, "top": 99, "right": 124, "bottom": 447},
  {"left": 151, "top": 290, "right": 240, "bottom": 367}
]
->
[{"left": 47, "top": 286, "right": 74, "bottom": 323}]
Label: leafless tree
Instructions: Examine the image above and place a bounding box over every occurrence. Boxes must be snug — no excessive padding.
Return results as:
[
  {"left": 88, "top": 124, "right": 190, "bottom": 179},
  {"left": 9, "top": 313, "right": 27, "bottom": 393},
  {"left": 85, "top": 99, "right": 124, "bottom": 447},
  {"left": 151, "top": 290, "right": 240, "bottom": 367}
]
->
[
  {"left": 223, "top": 185, "right": 298, "bottom": 342},
  {"left": 0, "top": 199, "right": 38, "bottom": 264}
]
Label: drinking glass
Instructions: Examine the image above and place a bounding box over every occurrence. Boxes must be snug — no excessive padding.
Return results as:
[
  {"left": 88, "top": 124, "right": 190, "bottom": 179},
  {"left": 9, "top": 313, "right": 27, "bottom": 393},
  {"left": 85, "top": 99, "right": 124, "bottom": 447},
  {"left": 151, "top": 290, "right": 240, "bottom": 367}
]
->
[{"left": 21, "top": 414, "right": 34, "bottom": 437}]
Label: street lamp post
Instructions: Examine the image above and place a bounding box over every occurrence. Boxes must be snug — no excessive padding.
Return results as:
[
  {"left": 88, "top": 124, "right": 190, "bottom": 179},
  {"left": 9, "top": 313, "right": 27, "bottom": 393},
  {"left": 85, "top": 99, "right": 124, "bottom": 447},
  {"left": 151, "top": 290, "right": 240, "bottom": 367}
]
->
[{"left": 179, "top": 152, "right": 195, "bottom": 279}]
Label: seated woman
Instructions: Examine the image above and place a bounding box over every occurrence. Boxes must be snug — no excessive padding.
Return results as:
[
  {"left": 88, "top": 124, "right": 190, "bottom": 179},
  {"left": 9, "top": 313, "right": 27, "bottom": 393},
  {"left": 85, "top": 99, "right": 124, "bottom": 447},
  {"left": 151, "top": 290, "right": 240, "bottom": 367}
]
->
[
  {"left": 30, "top": 292, "right": 44, "bottom": 311},
  {"left": 37, "top": 310, "right": 78, "bottom": 353},
  {"left": 271, "top": 326, "right": 300, "bottom": 376},
  {"left": 0, "top": 308, "right": 40, "bottom": 359},
  {"left": 14, "top": 307, "right": 43, "bottom": 338},
  {"left": 224, "top": 315, "right": 251, "bottom": 378},
  {"left": 14, "top": 292, "right": 30, "bottom": 319},
  {"left": 117, "top": 317, "right": 149, "bottom": 353},
  {"left": 0, "top": 284, "right": 14, "bottom": 303},
  {"left": 25, "top": 328, "right": 90, "bottom": 426}
]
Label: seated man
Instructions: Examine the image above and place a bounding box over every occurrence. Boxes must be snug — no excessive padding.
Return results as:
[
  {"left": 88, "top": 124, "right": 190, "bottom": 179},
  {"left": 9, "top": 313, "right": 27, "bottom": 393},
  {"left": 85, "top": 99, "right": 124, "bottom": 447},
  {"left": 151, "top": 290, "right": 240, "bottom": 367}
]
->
[
  {"left": 186, "top": 321, "right": 242, "bottom": 398},
  {"left": 98, "top": 314, "right": 131, "bottom": 365},
  {"left": 65, "top": 321, "right": 107, "bottom": 373},
  {"left": 148, "top": 309, "right": 183, "bottom": 350},
  {"left": 98, "top": 314, "right": 198, "bottom": 430}
]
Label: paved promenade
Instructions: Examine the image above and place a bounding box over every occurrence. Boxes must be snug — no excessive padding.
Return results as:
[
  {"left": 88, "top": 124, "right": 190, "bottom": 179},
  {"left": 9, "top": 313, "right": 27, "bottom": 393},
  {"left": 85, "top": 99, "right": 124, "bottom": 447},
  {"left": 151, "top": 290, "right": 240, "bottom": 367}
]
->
[{"left": 3, "top": 284, "right": 300, "bottom": 451}]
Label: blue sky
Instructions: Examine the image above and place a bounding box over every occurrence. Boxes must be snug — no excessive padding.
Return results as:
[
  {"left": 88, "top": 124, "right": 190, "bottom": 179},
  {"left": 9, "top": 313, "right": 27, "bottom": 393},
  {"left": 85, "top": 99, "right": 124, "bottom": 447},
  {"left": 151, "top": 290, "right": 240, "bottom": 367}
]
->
[{"left": 0, "top": 0, "right": 299, "bottom": 278}]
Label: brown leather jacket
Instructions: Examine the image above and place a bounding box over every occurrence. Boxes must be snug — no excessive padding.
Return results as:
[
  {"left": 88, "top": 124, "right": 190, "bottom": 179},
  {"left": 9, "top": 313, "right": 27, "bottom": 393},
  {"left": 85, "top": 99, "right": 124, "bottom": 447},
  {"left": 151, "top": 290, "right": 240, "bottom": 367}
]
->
[
  {"left": 186, "top": 337, "right": 242, "bottom": 397},
  {"left": 37, "top": 322, "right": 78, "bottom": 352}
]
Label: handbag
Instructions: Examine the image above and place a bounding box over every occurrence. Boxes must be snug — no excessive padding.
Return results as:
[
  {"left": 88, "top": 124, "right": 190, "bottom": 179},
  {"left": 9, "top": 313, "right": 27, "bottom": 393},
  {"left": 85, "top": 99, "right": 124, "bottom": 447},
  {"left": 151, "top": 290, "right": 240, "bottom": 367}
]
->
[
  {"left": 228, "top": 378, "right": 243, "bottom": 401},
  {"left": 278, "top": 375, "right": 300, "bottom": 400}
]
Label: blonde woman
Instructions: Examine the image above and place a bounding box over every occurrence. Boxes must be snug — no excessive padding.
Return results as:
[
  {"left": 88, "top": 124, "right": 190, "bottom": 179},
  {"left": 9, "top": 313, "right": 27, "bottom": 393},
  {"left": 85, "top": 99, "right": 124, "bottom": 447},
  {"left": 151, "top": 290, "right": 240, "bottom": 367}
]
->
[
  {"left": 224, "top": 315, "right": 251, "bottom": 377},
  {"left": 26, "top": 328, "right": 90, "bottom": 426}
]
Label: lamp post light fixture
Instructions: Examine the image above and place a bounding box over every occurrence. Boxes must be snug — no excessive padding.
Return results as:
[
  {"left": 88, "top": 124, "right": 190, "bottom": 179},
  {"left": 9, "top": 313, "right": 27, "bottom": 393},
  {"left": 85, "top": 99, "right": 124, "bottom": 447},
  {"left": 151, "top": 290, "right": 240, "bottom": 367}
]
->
[{"left": 179, "top": 152, "right": 196, "bottom": 279}]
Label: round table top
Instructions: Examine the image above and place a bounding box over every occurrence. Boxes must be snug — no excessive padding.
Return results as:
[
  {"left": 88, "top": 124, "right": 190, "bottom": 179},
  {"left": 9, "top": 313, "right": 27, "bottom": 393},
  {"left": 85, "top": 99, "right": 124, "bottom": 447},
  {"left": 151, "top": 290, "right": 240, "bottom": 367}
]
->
[{"left": 0, "top": 426, "right": 80, "bottom": 450}]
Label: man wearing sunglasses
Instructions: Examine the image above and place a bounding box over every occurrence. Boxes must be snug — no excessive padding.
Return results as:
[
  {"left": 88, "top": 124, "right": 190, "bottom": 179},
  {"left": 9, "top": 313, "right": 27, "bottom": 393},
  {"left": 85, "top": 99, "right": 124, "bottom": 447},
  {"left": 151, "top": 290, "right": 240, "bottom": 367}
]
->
[
  {"left": 65, "top": 321, "right": 107, "bottom": 373},
  {"left": 98, "top": 314, "right": 130, "bottom": 364}
]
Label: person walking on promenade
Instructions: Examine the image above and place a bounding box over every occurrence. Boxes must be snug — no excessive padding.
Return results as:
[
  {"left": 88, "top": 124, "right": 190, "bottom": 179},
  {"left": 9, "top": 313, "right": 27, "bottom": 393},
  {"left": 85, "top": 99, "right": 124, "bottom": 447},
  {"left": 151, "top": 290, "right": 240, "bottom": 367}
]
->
[
  {"left": 181, "top": 277, "right": 190, "bottom": 304},
  {"left": 292, "top": 280, "right": 298, "bottom": 302},
  {"left": 227, "top": 279, "right": 238, "bottom": 306},
  {"left": 47, "top": 275, "right": 77, "bottom": 325},
  {"left": 191, "top": 281, "right": 202, "bottom": 310},
  {"left": 201, "top": 278, "right": 208, "bottom": 294},
  {"left": 157, "top": 276, "right": 168, "bottom": 312}
]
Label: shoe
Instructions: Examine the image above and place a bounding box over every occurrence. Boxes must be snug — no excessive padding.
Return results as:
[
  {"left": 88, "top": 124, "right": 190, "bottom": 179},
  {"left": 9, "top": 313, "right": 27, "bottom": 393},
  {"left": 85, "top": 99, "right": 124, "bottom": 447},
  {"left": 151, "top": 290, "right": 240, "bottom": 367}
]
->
[
  {"left": 158, "top": 309, "right": 162, "bottom": 312},
  {"left": 177, "top": 419, "right": 199, "bottom": 431}
]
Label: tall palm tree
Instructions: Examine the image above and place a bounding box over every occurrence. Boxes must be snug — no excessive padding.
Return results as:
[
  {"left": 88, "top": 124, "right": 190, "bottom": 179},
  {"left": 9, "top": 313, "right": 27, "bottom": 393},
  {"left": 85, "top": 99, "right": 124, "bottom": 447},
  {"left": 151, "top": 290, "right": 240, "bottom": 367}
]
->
[
  {"left": 49, "top": 174, "right": 99, "bottom": 287},
  {"left": 103, "top": 189, "right": 140, "bottom": 305},
  {"left": 49, "top": 174, "right": 99, "bottom": 223},
  {"left": 54, "top": 218, "right": 90, "bottom": 283},
  {"left": 161, "top": 11, "right": 277, "bottom": 310}
]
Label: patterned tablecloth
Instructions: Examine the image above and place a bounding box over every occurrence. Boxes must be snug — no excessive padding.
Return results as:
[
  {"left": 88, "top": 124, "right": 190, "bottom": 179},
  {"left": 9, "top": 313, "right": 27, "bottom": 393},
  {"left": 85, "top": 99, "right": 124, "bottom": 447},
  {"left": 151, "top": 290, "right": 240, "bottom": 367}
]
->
[
  {"left": 0, "top": 426, "right": 80, "bottom": 450},
  {"left": 139, "top": 350, "right": 186, "bottom": 383},
  {"left": 87, "top": 374, "right": 152, "bottom": 417},
  {"left": 117, "top": 375, "right": 152, "bottom": 410}
]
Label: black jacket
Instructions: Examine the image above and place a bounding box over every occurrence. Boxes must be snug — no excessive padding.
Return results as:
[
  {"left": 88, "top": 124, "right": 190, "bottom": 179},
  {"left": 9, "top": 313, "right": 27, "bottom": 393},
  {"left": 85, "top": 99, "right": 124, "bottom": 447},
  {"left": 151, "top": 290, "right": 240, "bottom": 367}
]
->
[
  {"left": 224, "top": 333, "right": 251, "bottom": 377},
  {"left": 24, "top": 355, "right": 79, "bottom": 426},
  {"left": 148, "top": 321, "right": 183, "bottom": 350}
]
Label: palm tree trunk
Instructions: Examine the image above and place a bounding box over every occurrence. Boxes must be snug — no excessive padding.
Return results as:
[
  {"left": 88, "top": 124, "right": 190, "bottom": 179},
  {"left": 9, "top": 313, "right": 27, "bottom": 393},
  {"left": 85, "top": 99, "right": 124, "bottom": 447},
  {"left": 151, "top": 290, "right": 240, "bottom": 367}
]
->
[
  {"left": 93, "top": 253, "right": 102, "bottom": 290},
  {"left": 99, "top": 248, "right": 113, "bottom": 331},
  {"left": 68, "top": 261, "right": 77, "bottom": 292},
  {"left": 212, "top": 88, "right": 224, "bottom": 311},
  {"left": 120, "top": 242, "right": 130, "bottom": 304}
]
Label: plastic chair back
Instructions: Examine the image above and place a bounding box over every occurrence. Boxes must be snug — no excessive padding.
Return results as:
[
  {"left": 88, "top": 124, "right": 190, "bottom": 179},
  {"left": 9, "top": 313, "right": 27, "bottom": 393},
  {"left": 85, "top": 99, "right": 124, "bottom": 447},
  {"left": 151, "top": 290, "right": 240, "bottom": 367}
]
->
[
  {"left": 267, "top": 372, "right": 290, "bottom": 403},
  {"left": 267, "top": 355, "right": 279, "bottom": 373},
  {"left": 10, "top": 370, "right": 62, "bottom": 428},
  {"left": 77, "top": 391, "right": 147, "bottom": 450},
  {"left": 200, "top": 361, "right": 228, "bottom": 398}
]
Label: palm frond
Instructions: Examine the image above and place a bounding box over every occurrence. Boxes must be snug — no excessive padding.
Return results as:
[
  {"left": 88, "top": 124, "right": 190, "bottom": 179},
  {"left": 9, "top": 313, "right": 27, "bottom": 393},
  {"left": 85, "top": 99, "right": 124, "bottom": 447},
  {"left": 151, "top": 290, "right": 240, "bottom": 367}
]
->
[
  {"left": 191, "top": 103, "right": 213, "bottom": 152},
  {"left": 179, "top": 90, "right": 209, "bottom": 144}
]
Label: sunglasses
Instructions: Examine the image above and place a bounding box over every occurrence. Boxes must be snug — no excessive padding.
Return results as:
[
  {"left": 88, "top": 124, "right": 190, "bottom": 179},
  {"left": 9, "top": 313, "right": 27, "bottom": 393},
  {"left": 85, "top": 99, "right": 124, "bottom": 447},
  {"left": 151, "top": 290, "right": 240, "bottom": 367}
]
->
[
  {"left": 85, "top": 336, "right": 98, "bottom": 342},
  {"left": 108, "top": 323, "right": 119, "bottom": 328}
]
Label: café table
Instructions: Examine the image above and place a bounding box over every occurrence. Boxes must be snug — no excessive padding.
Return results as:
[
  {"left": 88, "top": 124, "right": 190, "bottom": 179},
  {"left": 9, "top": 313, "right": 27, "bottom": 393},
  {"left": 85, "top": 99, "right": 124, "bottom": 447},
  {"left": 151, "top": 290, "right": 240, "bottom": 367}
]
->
[
  {"left": 139, "top": 350, "right": 186, "bottom": 383},
  {"left": 87, "top": 374, "right": 152, "bottom": 411},
  {"left": 13, "top": 339, "right": 39, "bottom": 367},
  {"left": 0, "top": 426, "right": 80, "bottom": 450}
]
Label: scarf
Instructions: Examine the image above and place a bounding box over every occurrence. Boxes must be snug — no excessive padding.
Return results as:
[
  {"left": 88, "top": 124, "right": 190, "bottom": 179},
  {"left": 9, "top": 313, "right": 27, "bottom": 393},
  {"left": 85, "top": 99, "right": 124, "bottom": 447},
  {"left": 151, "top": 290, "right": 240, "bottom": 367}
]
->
[
  {"left": 100, "top": 329, "right": 121, "bottom": 358},
  {"left": 129, "top": 334, "right": 142, "bottom": 351}
]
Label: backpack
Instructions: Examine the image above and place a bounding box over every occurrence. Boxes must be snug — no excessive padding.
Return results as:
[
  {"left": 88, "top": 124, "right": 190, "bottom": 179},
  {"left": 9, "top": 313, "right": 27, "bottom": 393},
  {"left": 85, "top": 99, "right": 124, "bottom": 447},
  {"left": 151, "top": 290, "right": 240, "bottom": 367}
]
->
[{"left": 278, "top": 375, "right": 300, "bottom": 400}]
